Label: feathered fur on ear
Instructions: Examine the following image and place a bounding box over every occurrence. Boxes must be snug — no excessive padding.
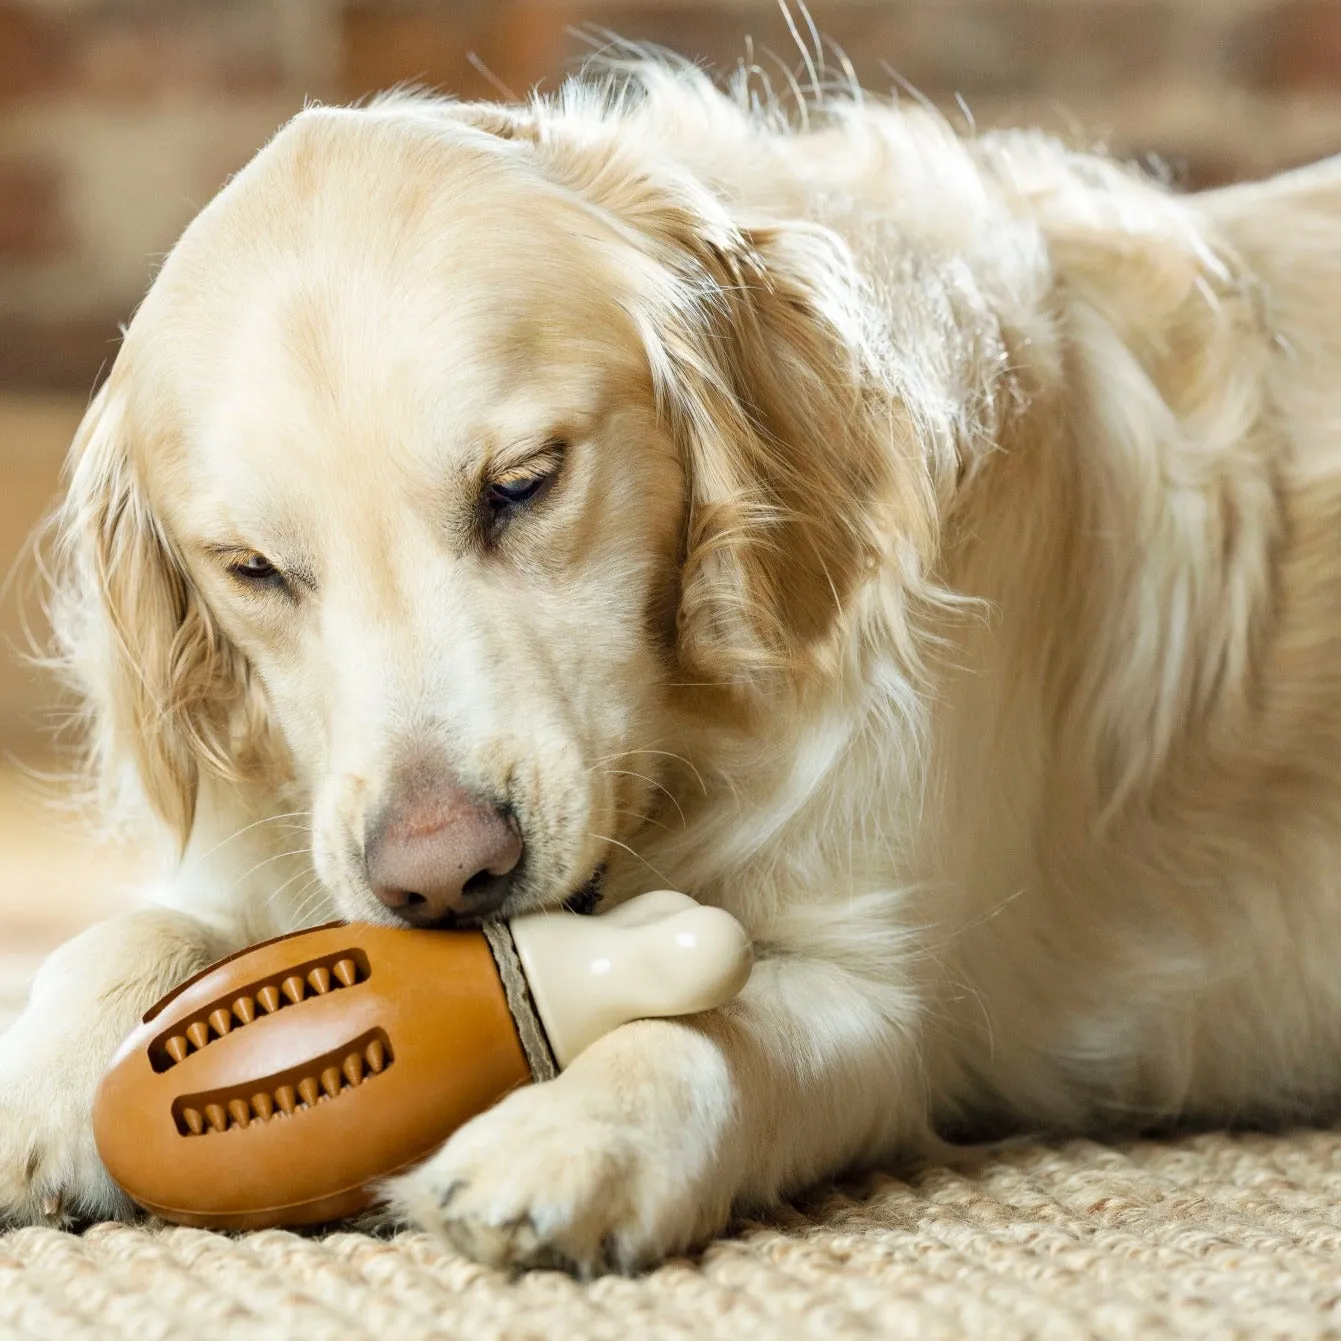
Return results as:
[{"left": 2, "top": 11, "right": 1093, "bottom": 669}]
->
[
  {"left": 635, "top": 208, "right": 909, "bottom": 693},
  {"left": 48, "top": 381, "right": 276, "bottom": 848},
  {"left": 540, "top": 135, "right": 915, "bottom": 697}
]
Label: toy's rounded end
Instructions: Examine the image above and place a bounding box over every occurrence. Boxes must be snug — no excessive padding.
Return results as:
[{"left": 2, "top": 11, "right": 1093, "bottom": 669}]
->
[
  {"left": 642, "top": 904, "right": 753, "bottom": 1014},
  {"left": 509, "top": 892, "right": 752, "bottom": 1067}
]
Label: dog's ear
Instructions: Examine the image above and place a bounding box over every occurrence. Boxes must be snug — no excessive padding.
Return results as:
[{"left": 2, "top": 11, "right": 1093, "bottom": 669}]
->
[
  {"left": 537, "top": 136, "right": 915, "bottom": 695},
  {"left": 652, "top": 214, "right": 896, "bottom": 691},
  {"left": 50, "top": 382, "right": 274, "bottom": 847}
]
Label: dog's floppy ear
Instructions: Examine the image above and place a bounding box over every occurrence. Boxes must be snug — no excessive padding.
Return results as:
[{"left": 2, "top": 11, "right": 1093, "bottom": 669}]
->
[
  {"left": 49, "top": 381, "right": 273, "bottom": 847},
  {"left": 640, "top": 207, "right": 906, "bottom": 692},
  {"left": 550, "top": 142, "right": 914, "bottom": 695}
]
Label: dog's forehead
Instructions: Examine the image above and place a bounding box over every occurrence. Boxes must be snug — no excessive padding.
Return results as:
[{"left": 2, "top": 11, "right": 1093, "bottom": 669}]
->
[
  {"left": 132, "top": 107, "right": 647, "bottom": 506},
  {"left": 143, "top": 104, "right": 632, "bottom": 396},
  {"left": 169, "top": 104, "right": 550, "bottom": 276}
]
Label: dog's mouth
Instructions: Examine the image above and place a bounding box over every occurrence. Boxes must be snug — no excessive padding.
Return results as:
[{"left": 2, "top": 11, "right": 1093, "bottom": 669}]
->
[
  {"left": 497, "top": 863, "right": 604, "bottom": 922},
  {"left": 559, "top": 868, "right": 605, "bottom": 916}
]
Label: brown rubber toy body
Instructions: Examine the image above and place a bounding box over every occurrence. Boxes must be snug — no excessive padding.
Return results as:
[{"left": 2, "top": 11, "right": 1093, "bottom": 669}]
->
[{"left": 92, "top": 923, "right": 530, "bottom": 1230}]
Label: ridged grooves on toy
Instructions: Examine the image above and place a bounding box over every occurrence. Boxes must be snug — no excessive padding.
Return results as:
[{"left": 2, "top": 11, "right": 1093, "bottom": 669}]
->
[
  {"left": 150, "top": 950, "right": 370, "bottom": 1073},
  {"left": 172, "top": 1028, "right": 394, "bottom": 1136}
]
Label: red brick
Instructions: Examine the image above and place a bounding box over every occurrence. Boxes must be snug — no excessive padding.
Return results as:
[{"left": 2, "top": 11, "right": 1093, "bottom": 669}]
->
[
  {"left": 340, "top": 3, "right": 515, "bottom": 101},
  {"left": 562, "top": 2, "right": 797, "bottom": 78},
  {"left": 0, "top": 3, "right": 69, "bottom": 103},
  {"left": 426, "top": 2, "right": 1183, "bottom": 104},
  {"left": 1165, "top": 148, "right": 1335, "bottom": 195},
  {"left": 72, "top": 5, "right": 287, "bottom": 103},
  {"left": 487, "top": 3, "right": 579, "bottom": 98},
  {"left": 796, "top": 1, "right": 1179, "bottom": 101},
  {"left": 1227, "top": 0, "right": 1341, "bottom": 95},
  {"left": 0, "top": 159, "right": 67, "bottom": 260},
  {"left": 1161, "top": 152, "right": 1246, "bottom": 193}
]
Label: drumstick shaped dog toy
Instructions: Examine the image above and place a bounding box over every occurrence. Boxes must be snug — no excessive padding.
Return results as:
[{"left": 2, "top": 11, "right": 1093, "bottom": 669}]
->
[{"left": 92, "top": 890, "right": 751, "bottom": 1230}]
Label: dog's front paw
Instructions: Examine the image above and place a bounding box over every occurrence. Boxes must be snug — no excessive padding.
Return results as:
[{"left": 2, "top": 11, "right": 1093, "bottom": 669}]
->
[
  {"left": 0, "top": 1020, "right": 134, "bottom": 1229},
  {"left": 388, "top": 1074, "right": 730, "bottom": 1274}
]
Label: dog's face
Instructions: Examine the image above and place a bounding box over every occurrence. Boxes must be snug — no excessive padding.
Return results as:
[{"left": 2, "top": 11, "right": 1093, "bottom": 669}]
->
[
  {"left": 117, "top": 110, "right": 687, "bottom": 924},
  {"left": 166, "top": 229, "right": 681, "bottom": 924},
  {"left": 54, "top": 99, "right": 904, "bottom": 924}
]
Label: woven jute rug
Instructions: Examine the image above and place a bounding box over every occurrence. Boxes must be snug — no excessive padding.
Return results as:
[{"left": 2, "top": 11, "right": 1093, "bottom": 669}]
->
[{"left": 3, "top": 1122, "right": 1340, "bottom": 1338}]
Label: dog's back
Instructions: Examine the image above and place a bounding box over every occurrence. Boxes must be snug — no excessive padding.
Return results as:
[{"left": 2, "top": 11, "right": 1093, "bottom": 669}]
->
[{"left": 923, "top": 147, "right": 1341, "bottom": 1133}]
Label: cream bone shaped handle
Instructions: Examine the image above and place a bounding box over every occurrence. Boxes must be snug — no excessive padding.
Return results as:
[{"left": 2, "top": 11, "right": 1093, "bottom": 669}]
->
[{"left": 507, "top": 890, "right": 753, "bottom": 1068}]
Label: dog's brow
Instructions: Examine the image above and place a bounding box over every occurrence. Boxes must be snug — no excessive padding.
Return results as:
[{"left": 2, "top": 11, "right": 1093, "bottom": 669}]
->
[{"left": 485, "top": 435, "right": 568, "bottom": 479}]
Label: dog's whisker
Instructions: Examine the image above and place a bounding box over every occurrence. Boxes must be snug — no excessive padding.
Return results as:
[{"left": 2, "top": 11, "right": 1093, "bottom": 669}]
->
[
  {"left": 600, "top": 768, "right": 687, "bottom": 827},
  {"left": 591, "top": 749, "right": 707, "bottom": 798},
  {"left": 262, "top": 865, "right": 324, "bottom": 917},
  {"left": 585, "top": 832, "right": 674, "bottom": 887},
  {"left": 286, "top": 880, "right": 336, "bottom": 929},
  {"left": 189, "top": 811, "right": 315, "bottom": 867},
  {"left": 608, "top": 806, "right": 675, "bottom": 834},
  {"left": 221, "top": 846, "right": 315, "bottom": 903}
]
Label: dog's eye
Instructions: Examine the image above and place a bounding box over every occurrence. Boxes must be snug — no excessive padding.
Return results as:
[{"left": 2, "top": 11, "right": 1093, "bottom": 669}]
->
[
  {"left": 480, "top": 444, "right": 564, "bottom": 537},
  {"left": 229, "top": 553, "right": 284, "bottom": 587},
  {"left": 486, "top": 475, "right": 547, "bottom": 509}
]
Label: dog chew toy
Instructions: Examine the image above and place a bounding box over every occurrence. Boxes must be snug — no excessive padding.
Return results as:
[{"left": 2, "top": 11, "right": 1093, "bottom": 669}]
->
[{"left": 92, "top": 890, "right": 751, "bottom": 1231}]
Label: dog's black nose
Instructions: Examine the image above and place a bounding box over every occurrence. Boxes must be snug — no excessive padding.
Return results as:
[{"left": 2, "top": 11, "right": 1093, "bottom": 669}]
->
[{"left": 365, "top": 775, "right": 521, "bottom": 927}]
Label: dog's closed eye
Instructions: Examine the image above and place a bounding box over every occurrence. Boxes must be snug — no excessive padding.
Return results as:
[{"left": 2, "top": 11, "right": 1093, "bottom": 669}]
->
[
  {"left": 232, "top": 553, "right": 279, "bottom": 581},
  {"left": 223, "top": 551, "right": 290, "bottom": 595},
  {"left": 484, "top": 474, "right": 548, "bottom": 509},
  {"left": 479, "top": 439, "right": 566, "bottom": 540}
]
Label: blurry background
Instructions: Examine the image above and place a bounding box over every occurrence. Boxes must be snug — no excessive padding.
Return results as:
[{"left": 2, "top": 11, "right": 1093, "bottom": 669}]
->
[{"left": 1, "top": 0, "right": 1339, "bottom": 1012}]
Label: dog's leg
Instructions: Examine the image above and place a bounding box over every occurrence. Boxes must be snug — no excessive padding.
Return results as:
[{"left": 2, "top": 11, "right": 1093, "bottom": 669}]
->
[
  {"left": 0, "top": 907, "right": 237, "bottom": 1226},
  {"left": 392, "top": 954, "right": 921, "bottom": 1273}
]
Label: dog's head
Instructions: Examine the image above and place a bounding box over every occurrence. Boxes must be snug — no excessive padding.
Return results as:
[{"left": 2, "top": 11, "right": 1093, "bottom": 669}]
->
[{"left": 51, "top": 86, "right": 910, "bottom": 925}]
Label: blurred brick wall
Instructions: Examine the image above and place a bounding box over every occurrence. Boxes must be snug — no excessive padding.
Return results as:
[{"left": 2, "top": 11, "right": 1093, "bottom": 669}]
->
[{"left": 2, "top": 0, "right": 1341, "bottom": 394}]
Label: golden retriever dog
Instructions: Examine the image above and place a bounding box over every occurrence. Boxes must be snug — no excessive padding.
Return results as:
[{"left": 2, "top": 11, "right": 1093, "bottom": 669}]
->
[{"left": 3, "top": 56, "right": 1341, "bottom": 1272}]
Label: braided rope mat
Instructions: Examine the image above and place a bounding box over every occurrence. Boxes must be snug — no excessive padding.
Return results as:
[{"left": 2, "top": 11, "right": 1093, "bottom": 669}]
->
[{"left": 2, "top": 1129, "right": 1340, "bottom": 1340}]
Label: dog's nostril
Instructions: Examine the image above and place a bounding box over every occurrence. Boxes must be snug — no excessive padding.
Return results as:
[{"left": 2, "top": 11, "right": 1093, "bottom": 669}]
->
[
  {"left": 403, "top": 891, "right": 427, "bottom": 909},
  {"left": 461, "top": 870, "right": 494, "bottom": 899}
]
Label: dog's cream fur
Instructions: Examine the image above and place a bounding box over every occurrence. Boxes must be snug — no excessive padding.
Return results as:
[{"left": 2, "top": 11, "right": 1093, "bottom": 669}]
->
[{"left": 4, "top": 60, "right": 1341, "bottom": 1270}]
